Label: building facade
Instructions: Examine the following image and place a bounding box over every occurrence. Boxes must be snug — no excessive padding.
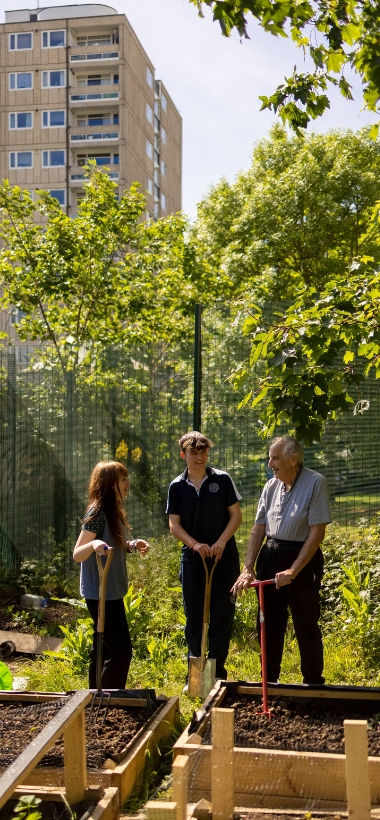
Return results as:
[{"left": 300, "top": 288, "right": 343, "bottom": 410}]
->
[{"left": 0, "top": 3, "right": 182, "bottom": 220}]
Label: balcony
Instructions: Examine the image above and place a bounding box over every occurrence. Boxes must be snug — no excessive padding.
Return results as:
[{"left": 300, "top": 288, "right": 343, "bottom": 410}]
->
[
  {"left": 71, "top": 52, "right": 119, "bottom": 63},
  {"left": 70, "top": 92, "right": 119, "bottom": 103},
  {"left": 70, "top": 168, "right": 119, "bottom": 183},
  {"left": 70, "top": 128, "right": 119, "bottom": 143}
]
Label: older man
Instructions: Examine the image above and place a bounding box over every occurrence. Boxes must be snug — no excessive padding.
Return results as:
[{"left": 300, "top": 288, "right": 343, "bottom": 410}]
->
[{"left": 233, "top": 436, "right": 331, "bottom": 684}]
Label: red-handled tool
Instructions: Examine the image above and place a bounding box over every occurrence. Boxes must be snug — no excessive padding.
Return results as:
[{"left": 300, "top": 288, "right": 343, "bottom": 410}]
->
[{"left": 249, "top": 579, "right": 276, "bottom": 719}]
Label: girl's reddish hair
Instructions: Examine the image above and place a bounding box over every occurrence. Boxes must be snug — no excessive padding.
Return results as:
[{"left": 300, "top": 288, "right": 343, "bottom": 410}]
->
[{"left": 84, "top": 461, "right": 130, "bottom": 548}]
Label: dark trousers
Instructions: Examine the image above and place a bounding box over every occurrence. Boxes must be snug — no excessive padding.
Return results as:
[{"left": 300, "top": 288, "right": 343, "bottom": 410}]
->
[
  {"left": 86, "top": 597, "right": 133, "bottom": 689},
  {"left": 256, "top": 540, "right": 324, "bottom": 685},
  {"left": 180, "top": 551, "right": 240, "bottom": 679}
]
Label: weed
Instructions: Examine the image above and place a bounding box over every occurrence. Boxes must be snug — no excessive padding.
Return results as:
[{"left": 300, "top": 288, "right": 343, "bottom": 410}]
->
[{"left": 12, "top": 795, "right": 42, "bottom": 820}]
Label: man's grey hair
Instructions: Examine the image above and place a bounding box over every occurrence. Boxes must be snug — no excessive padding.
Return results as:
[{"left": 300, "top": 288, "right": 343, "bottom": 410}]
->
[{"left": 270, "top": 436, "right": 304, "bottom": 465}]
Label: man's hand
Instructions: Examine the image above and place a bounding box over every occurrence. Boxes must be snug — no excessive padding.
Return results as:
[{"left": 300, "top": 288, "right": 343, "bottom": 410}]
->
[
  {"left": 193, "top": 542, "right": 211, "bottom": 558},
  {"left": 231, "top": 566, "right": 256, "bottom": 597},
  {"left": 209, "top": 538, "right": 226, "bottom": 560},
  {"left": 275, "top": 568, "right": 296, "bottom": 588},
  {"left": 136, "top": 539, "right": 149, "bottom": 556}
]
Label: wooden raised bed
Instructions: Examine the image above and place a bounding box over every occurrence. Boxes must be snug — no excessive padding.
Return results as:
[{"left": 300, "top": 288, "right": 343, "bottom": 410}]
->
[
  {"left": 0, "top": 689, "right": 179, "bottom": 805},
  {"left": 173, "top": 680, "right": 380, "bottom": 811}
]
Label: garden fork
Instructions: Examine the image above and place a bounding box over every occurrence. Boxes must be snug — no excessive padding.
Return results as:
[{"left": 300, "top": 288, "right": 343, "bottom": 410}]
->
[{"left": 90, "top": 547, "right": 114, "bottom": 726}]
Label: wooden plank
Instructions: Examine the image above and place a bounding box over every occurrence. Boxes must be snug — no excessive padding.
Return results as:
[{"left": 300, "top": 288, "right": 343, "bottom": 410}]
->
[
  {"left": 174, "top": 688, "right": 226, "bottom": 754},
  {"left": 186, "top": 734, "right": 202, "bottom": 745},
  {"left": 112, "top": 696, "right": 179, "bottom": 803},
  {"left": 184, "top": 745, "right": 380, "bottom": 804},
  {"left": 0, "top": 692, "right": 66, "bottom": 703},
  {"left": 64, "top": 707, "right": 87, "bottom": 804},
  {"left": 146, "top": 801, "right": 177, "bottom": 820},
  {"left": 0, "top": 629, "right": 62, "bottom": 655},
  {"left": 0, "top": 689, "right": 91, "bottom": 810},
  {"left": 172, "top": 755, "right": 189, "bottom": 820},
  {"left": 12, "top": 786, "right": 102, "bottom": 802},
  {"left": 344, "top": 720, "right": 371, "bottom": 819},
  {"left": 88, "top": 786, "right": 119, "bottom": 820},
  {"left": 237, "top": 685, "right": 380, "bottom": 701},
  {"left": 211, "top": 709, "right": 234, "bottom": 820}
]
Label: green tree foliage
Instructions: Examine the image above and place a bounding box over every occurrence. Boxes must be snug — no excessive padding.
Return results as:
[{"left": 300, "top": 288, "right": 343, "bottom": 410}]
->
[
  {"left": 0, "top": 165, "right": 225, "bottom": 376},
  {"left": 189, "top": 0, "right": 380, "bottom": 134},
  {"left": 194, "top": 126, "right": 380, "bottom": 300},
  {"left": 234, "top": 247, "right": 380, "bottom": 444}
]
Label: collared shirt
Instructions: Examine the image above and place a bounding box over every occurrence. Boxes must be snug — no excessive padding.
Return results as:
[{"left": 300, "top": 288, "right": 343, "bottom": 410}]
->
[
  {"left": 166, "top": 465, "right": 242, "bottom": 562},
  {"left": 254, "top": 466, "right": 332, "bottom": 542}
]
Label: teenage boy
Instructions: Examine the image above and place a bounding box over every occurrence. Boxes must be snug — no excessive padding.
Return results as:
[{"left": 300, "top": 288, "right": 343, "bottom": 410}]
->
[{"left": 167, "top": 431, "right": 242, "bottom": 686}]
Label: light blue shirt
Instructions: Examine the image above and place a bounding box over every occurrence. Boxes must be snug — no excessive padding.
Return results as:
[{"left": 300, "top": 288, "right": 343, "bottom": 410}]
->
[{"left": 255, "top": 466, "right": 332, "bottom": 542}]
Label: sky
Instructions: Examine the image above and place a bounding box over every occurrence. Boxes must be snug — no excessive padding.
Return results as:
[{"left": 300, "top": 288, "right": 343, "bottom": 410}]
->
[{"left": 0, "top": 0, "right": 378, "bottom": 217}]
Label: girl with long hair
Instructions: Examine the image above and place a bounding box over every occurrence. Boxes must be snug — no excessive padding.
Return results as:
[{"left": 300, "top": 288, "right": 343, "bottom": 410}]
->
[{"left": 73, "top": 460, "right": 149, "bottom": 689}]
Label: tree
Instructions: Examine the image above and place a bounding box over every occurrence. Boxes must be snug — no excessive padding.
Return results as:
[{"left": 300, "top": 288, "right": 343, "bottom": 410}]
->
[
  {"left": 189, "top": 0, "right": 380, "bottom": 134},
  {"left": 0, "top": 165, "right": 226, "bottom": 377},
  {"left": 234, "top": 241, "right": 380, "bottom": 444},
  {"left": 194, "top": 125, "right": 380, "bottom": 301}
]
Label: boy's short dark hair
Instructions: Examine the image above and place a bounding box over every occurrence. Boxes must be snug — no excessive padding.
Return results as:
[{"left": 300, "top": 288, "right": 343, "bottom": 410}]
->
[{"left": 179, "top": 431, "right": 213, "bottom": 452}]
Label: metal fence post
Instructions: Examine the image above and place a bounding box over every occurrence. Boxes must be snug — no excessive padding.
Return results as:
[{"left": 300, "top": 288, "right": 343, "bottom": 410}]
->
[{"left": 193, "top": 304, "right": 202, "bottom": 431}]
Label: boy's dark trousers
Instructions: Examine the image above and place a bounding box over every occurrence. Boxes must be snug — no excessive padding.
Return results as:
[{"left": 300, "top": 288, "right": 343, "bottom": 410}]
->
[
  {"left": 86, "top": 597, "right": 132, "bottom": 689},
  {"left": 256, "top": 538, "right": 325, "bottom": 685},
  {"left": 180, "top": 551, "right": 240, "bottom": 679}
]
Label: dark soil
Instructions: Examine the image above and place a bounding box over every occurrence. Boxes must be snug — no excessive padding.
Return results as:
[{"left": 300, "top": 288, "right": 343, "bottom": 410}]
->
[
  {"left": 0, "top": 699, "right": 155, "bottom": 770},
  {"left": 202, "top": 695, "right": 380, "bottom": 756}
]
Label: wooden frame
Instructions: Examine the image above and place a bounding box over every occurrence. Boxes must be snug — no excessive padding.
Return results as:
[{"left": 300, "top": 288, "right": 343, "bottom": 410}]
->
[
  {"left": 173, "top": 680, "right": 380, "bottom": 810},
  {"left": 0, "top": 691, "right": 179, "bottom": 805}
]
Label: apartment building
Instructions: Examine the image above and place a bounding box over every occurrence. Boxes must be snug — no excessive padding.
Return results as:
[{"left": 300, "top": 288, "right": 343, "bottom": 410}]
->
[{"left": 0, "top": 3, "right": 182, "bottom": 221}]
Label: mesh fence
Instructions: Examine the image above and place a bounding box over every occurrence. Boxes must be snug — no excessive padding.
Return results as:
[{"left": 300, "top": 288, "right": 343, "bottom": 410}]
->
[{"left": 1, "top": 304, "right": 380, "bottom": 572}]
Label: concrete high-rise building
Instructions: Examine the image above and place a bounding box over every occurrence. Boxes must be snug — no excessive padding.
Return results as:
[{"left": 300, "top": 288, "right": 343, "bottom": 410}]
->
[{"left": 0, "top": 3, "right": 182, "bottom": 220}]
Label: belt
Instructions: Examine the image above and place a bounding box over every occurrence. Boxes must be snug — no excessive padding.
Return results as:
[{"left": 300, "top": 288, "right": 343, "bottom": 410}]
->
[{"left": 266, "top": 537, "right": 305, "bottom": 549}]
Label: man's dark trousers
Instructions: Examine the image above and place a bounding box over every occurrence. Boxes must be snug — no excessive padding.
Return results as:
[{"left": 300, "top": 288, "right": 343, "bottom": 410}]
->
[
  {"left": 180, "top": 551, "right": 240, "bottom": 679},
  {"left": 256, "top": 539, "right": 324, "bottom": 684}
]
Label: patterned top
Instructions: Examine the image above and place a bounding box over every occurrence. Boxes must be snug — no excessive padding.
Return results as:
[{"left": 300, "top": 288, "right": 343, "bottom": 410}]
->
[{"left": 79, "top": 507, "right": 128, "bottom": 600}]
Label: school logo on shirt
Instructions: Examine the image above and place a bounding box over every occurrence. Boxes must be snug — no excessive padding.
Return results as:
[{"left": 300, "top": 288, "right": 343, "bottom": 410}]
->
[{"left": 209, "top": 483, "right": 219, "bottom": 493}]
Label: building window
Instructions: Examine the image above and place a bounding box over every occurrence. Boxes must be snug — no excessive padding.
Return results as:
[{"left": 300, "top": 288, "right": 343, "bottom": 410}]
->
[
  {"left": 161, "top": 159, "right": 166, "bottom": 176},
  {"left": 161, "top": 193, "right": 166, "bottom": 211},
  {"left": 146, "top": 140, "right": 153, "bottom": 159},
  {"left": 154, "top": 150, "right": 160, "bottom": 166},
  {"left": 42, "top": 71, "right": 65, "bottom": 88},
  {"left": 77, "top": 73, "right": 117, "bottom": 87},
  {"left": 9, "top": 72, "right": 33, "bottom": 90},
  {"left": 42, "top": 30, "right": 65, "bottom": 47},
  {"left": 146, "top": 66, "right": 153, "bottom": 88},
  {"left": 9, "top": 112, "right": 32, "bottom": 129},
  {"left": 146, "top": 176, "right": 153, "bottom": 195},
  {"left": 154, "top": 202, "right": 159, "bottom": 219},
  {"left": 154, "top": 168, "right": 159, "bottom": 185},
  {"left": 10, "top": 151, "right": 33, "bottom": 168},
  {"left": 154, "top": 101, "right": 160, "bottom": 117},
  {"left": 146, "top": 103, "right": 153, "bottom": 124},
  {"left": 77, "top": 153, "right": 113, "bottom": 166},
  {"left": 161, "top": 93, "right": 167, "bottom": 112},
  {"left": 49, "top": 189, "right": 66, "bottom": 205},
  {"left": 161, "top": 126, "right": 167, "bottom": 145},
  {"left": 42, "top": 110, "right": 65, "bottom": 127},
  {"left": 77, "top": 33, "right": 118, "bottom": 46},
  {"left": 154, "top": 116, "right": 160, "bottom": 132},
  {"left": 42, "top": 150, "right": 65, "bottom": 167},
  {"left": 9, "top": 32, "right": 32, "bottom": 50}
]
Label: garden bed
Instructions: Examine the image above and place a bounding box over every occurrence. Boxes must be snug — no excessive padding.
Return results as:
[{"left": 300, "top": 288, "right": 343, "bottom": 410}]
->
[
  {"left": 174, "top": 680, "right": 380, "bottom": 810},
  {"left": 0, "top": 786, "right": 119, "bottom": 820},
  {"left": 0, "top": 690, "right": 179, "bottom": 804}
]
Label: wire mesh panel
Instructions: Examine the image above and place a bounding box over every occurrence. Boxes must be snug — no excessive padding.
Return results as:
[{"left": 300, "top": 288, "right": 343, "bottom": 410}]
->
[{"left": 1, "top": 304, "right": 380, "bottom": 571}]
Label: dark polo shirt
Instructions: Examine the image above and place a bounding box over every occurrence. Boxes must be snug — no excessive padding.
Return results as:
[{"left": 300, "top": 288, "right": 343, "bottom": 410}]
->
[{"left": 166, "top": 466, "right": 241, "bottom": 563}]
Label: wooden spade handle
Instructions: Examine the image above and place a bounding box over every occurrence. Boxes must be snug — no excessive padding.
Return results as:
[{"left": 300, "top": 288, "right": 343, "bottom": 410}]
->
[
  {"left": 96, "top": 549, "right": 114, "bottom": 633},
  {"left": 200, "top": 558, "right": 218, "bottom": 661}
]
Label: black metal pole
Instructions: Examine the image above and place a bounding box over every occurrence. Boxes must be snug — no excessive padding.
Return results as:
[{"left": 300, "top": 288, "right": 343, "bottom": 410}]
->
[{"left": 193, "top": 304, "right": 202, "bottom": 431}]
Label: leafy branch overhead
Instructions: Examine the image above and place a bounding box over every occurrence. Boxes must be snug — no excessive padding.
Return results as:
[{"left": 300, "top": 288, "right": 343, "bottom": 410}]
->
[
  {"left": 234, "top": 230, "right": 380, "bottom": 444},
  {"left": 189, "top": 0, "right": 380, "bottom": 133},
  {"left": 0, "top": 165, "right": 226, "bottom": 376}
]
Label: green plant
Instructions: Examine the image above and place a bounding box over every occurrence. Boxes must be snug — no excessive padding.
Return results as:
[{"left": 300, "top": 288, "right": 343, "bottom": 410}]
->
[
  {"left": 147, "top": 634, "right": 172, "bottom": 672},
  {"left": 0, "top": 661, "right": 12, "bottom": 689},
  {"left": 45, "top": 617, "right": 93, "bottom": 676},
  {"left": 13, "top": 795, "right": 42, "bottom": 820},
  {"left": 123, "top": 584, "right": 149, "bottom": 640}
]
